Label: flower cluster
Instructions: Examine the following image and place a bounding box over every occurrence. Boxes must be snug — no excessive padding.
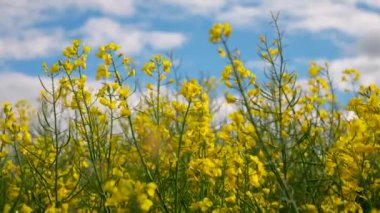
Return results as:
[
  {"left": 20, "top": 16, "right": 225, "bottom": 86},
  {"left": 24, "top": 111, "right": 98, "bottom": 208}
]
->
[{"left": 0, "top": 19, "right": 379, "bottom": 213}]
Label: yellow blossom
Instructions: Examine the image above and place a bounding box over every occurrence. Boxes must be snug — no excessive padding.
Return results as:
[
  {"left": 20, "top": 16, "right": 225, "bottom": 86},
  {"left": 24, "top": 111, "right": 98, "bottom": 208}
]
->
[
  {"left": 137, "top": 194, "right": 153, "bottom": 212},
  {"left": 83, "top": 45, "right": 91, "bottom": 53},
  {"left": 163, "top": 59, "right": 171, "bottom": 72},
  {"left": 146, "top": 182, "right": 157, "bottom": 197},
  {"left": 218, "top": 48, "right": 226, "bottom": 58},
  {"left": 50, "top": 63, "right": 60, "bottom": 73},
  {"left": 309, "top": 62, "right": 322, "bottom": 77},
  {"left": 226, "top": 93, "right": 237, "bottom": 104},
  {"left": 20, "top": 204, "right": 33, "bottom": 213},
  {"left": 269, "top": 48, "right": 279, "bottom": 56},
  {"left": 225, "top": 194, "right": 236, "bottom": 203},
  {"left": 96, "top": 64, "right": 110, "bottom": 80},
  {"left": 147, "top": 83, "right": 154, "bottom": 90}
]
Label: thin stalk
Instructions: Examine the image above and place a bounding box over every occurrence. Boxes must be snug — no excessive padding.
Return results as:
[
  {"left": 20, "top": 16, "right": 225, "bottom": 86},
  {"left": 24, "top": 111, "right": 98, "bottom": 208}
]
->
[
  {"left": 50, "top": 73, "right": 61, "bottom": 206},
  {"left": 222, "top": 39, "right": 298, "bottom": 211},
  {"left": 174, "top": 101, "right": 192, "bottom": 213}
]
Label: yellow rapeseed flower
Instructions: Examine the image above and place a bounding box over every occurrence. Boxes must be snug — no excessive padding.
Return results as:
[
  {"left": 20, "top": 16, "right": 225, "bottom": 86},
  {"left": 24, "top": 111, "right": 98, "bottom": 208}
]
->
[
  {"left": 163, "top": 59, "right": 171, "bottom": 72},
  {"left": 146, "top": 182, "right": 157, "bottom": 197},
  {"left": 209, "top": 23, "right": 232, "bottom": 43},
  {"left": 20, "top": 204, "right": 33, "bottom": 213},
  {"left": 223, "top": 22, "right": 232, "bottom": 37},
  {"left": 83, "top": 45, "right": 91, "bottom": 53},
  {"left": 226, "top": 93, "right": 237, "bottom": 104},
  {"left": 309, "top": 62, "right": 322, "bottom": 77},
  {"left": 96, "top": 64, "right": 110, "bottom": 80},
  {"left": 137, "top": 194, "right": 153, "bottom": 212},
  {"left": 147, "top": 83, "right": 154, "bottom": 90},
  {"left": 218, "top": 48, "right": 226, "bottom": 58},
  {"left": 50, "top": 63, "right": 60, "bottom": 73},
  {"left": 269, "top": 48, "right": 279, "bottom": 56}
]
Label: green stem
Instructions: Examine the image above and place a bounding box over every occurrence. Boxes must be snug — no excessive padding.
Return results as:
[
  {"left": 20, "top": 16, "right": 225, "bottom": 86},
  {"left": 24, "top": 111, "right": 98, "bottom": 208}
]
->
[
  {"left": 174, "top": 100, "right": 191, "bottom": 213},
  {"left": 222, "top": 39, "right": 298, "bottom": 212}
]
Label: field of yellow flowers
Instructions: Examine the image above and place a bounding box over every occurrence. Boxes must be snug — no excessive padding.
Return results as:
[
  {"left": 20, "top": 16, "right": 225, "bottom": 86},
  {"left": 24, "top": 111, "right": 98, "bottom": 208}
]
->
[{"left": 1, "top": 18, "right": 380, "bottom": 212}]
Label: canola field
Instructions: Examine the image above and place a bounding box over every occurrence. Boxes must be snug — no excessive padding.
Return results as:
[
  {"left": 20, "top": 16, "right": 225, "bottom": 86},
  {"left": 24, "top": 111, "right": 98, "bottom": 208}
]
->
[{"left": 0, "top": 20, "right": 379, "bottom": 212}]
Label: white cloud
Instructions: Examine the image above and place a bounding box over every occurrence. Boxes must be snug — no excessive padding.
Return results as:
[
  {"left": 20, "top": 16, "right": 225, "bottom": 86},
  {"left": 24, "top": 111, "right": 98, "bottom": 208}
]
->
[
  {"left": 159, "top": 0, "right": 227, "bottom": 15},
  {"left": 0, "top": 29, "right": 68, "bottom": 60},
  {"left": 296, "top": 78, "right": 310, "bottom": 93},
  {"left": 0, "top": 0, "right": 135, "bottom": 31},
  {"left": 0, "top": 71, "right": 106, "bottom": 107},
  {"left": 354, "top": 29, "right": 380, "bottom": 57},
  {"left": 147, "top": 32, "right": 186, "bottom": 50},
  {"left": 328, "top": 55, "right": 380, "bottom": 89},
  {"left": 0, "top": 17, "right": 186, "bottom": 60},
  {"left": 212, "top": 0, "right": 380, "bottom": 37},
  {"left": 79, "top": 17, "right": 186, "bottom": 54},
  {"left": 282, "top": 1, "right": 380, "bottom": 37},
  {"left": 71, "top": 0, "right": 135, "bottom": 16},
  {"left": 0, "top": 0, "right": 135, "bottom": 60},
  {"left": 212, "top": 96, "right": 237, "bottom": 124},
  {"left": 221, "top": 0, "right": 380, "bottom": 93},
  {"left": 217, "top": 6, "right": 263, "bottom": 27},
  {"left": 0, "top": 71, "right": 44, "bottom": 105},
  {"left": 246, "top": 60, "right": 266, "bottom": 71},
  {"left": 292, "top": 55, "right": 380, "bottom": 92},
  {"left": 358, "top": 0, "right": 380, "bottom": 9}
]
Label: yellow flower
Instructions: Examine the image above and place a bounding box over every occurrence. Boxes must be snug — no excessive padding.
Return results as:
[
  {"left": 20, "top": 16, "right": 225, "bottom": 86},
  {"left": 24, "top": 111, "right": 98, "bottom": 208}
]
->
[
  {"left": 72, "top": 39, "right": 81, "bottom": 47},
  {"left": 146, "top": 182, "right": 157, "bottom": 197},
  {"left": 104, "top": 54, "right": 112, "bottom": 66},
  {"left": 301, "top": 204, "right": 318, "bottom": 213},
  {"left": 163, "top": 59, "right": 171, "bottom": 72},
  {"left": 96, "top": 46, "right": 106, "bottom": 58},
  {"left": 20, "top": 204, "right": 33, "bottom": 213},
  {"left": 0, "top": 151, "right": 8, "bottom": 158},
  {"left": 159, "top": 74, "right": 167, "bottom": 81},
  {"left": 225, "top": 194, "right": 236, "bottom": 203},
  {"left": 309, "top": 62, "right": 322, "bottom": 77},
  {"left": 153, "top": 54, "right": 162, "bottom": 62},
  {"left": 50, "top": 63, "right": 60, "bottom": 73},
  {"left": 199, "top": 198, "right": 213, "bottom": 212},
  {"left": 3, "top": 204, "right": 11, "bottom": 213},
  {"left": 96, "top": 64, "right": 110, "bottom": 80},
  {"left": 180, "top": 80, "right": 202, "bottom": 101},
  {"left": 0, "top": 134, "right": 11, "bottom": 144},
  {"left": 61, "top": 203, "right": 69, "bottom": 213},
  {"left": 225, "top": 80, "right": 233, "bottom": 88},
  {"left": 147, "top": 83, "right": 154, "bottom": 90},
  {"left": 106, "top": 42, "right": 120, "bottom": 51},
  {"left": 120, "top": 107, "right": 131, "bottom": 117},
  {"left": 128, "top": 69, "right": 136, "bottom": 77},
  {"left": 63, "top": 60, "right": 74, "bottom": 73},
  {"left": 142, "top": 61, "right": 155, "bottom": 76},
  {"left": 223, "top": 22, "right": 232, "bottom": 37},
  {"left": 218, "top": 48, "right": 226, "bottom": 58},
  {"left": 269, "top": 48, "right": 279, "bottom": 56},
  {"left": 123, "top": 57, "right": 131, "bottom": 65},
  {"left": 226, "top": 93, "right": 237, "bottom": 104},
  {"left": 119, "top": 86, "right": 131, "bottom": 98},
  {"left": 83, "top": 45, "right": 91, "bottom": 53},
  {"left": 137, "top": 194, "right": 153, "bottom": 212},
  {"left": 209, "top": 23, "right": 223, "bottom": 43},
  {"left": 104, "top": 180, "right": 116, "bottom": 193}
]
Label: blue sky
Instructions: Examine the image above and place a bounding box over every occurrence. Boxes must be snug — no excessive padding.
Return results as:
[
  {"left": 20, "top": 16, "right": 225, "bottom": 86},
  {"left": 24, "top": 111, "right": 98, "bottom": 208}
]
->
[{"left": 1, "top": 0, "right": 380, "bottom": 105}]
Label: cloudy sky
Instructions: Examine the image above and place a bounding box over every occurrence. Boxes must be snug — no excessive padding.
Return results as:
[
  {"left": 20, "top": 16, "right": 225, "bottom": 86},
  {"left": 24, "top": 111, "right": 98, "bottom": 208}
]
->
[{"left": 1, "top": 0, "right": 380, "bottom": 105}]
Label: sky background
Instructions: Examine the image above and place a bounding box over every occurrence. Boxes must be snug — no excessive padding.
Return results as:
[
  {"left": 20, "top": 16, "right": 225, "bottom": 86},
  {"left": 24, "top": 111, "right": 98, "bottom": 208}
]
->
[{"left": 1, "top": 0, "right": 380, "bottom": 106}]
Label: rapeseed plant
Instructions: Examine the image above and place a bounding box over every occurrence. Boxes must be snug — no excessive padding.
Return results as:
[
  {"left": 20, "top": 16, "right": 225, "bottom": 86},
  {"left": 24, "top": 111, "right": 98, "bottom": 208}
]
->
[{"left": 0, "top": 15, "right": 379, "bottom": 212}]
